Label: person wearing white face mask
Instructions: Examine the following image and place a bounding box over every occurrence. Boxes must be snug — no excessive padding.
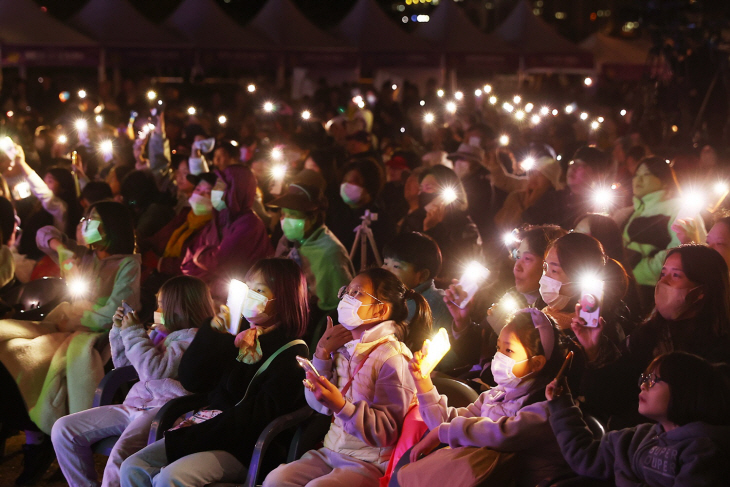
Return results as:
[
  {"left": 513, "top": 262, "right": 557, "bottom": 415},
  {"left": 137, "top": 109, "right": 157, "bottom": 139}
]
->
[
  {"left": 263, "top": 268, "right": 432, "bottom": 487},
  {"left": 326, "top": 159, "right": 395, "bottom": 270},
  {"left": 0, "top": 201, "right": 140, "bottom": 484},
  {"left": 392, "top": 309, "right": 573, "bottom": 487},
  {"left": 121, "top": 259, "right": 309, "bottom": 487},
  {"left": 269, "top": 177, "right": 354, "bottom": 330},
  {"left": 571, "top": 244, "right": 730, "bottom": 427}
]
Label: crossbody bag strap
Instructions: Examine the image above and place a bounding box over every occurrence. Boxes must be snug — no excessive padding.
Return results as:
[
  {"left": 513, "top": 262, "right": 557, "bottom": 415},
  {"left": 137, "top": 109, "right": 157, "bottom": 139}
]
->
[
  {"left": 235, "top": 339, "right": 307, "bottom": 407},
  {"left": 340, "top": 340, "right": 391, "bottom": 396}
]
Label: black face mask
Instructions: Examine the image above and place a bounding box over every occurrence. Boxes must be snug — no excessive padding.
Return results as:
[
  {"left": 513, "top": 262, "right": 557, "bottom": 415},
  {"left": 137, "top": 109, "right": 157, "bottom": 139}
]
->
[{"left": 418, "top": 192, "right": 438, "bottom": 209}]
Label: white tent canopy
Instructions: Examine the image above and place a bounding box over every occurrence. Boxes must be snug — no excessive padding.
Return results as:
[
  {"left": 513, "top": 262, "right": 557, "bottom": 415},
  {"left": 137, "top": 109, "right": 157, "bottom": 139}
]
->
[
  {"left": 331, "top": 0, "right": 424, "bottom": 52},
  {"left": 162, "top": 0, "right": 271, "bottom": 50},
  {"left": 0, "top": 0, "right": 95, "bottom": 47},
  {"left": 415, "top": 0, "right": 512, "bottom": 55},
  {"left": 247, "top": 0, "right": 342, "bottom": 51},
  {"left": 69, "top": 0, "right": 184, "bottom": 48}
]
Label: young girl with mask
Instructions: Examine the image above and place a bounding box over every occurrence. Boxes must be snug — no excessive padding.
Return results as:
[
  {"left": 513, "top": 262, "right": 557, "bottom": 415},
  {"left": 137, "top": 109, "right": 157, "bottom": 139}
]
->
[
  {"left": 120, "top": 258, "right": 309, "bottom": 486},
  {"left": 51, "top": 276, "right": 214, "bottom": 487},
  {"left": 0, "top": 201, "right": 139, "bottom": 485},
  {"left": 546, "top": 351, "right": 730, "bottom": 485},
  {"left": 263, "top": 268, "right": 432, "bottom": 487},
  {"left": 391, "top": 309, "right": 573, "bottom": 487},
  {"left": 572, "top": 244, "right": 730, "bottom": 426}
]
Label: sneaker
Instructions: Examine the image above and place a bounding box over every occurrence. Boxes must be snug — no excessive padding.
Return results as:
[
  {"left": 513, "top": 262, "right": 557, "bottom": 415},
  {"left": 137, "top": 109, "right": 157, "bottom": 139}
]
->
[{"left": 15, "top": 436, "right": 55, "bottom": 486}]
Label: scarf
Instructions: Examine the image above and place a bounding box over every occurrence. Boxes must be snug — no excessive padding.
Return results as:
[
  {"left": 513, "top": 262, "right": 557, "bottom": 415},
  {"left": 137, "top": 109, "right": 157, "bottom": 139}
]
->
[
  {"left": 234, "top": 324, "right": 277, "bottom": 364},
  {"left": 163, "top": 210, "right": 212, "bottom": 258}
]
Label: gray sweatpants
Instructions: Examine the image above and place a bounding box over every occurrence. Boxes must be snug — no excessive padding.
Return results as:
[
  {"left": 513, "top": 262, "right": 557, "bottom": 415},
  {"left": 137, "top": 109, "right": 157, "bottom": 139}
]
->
[
  {"left": 263, "top": 447, "right": 384, "bottom": 487},
  {"left": 119, "top": 438, "right": 246, "bottom": 487}
]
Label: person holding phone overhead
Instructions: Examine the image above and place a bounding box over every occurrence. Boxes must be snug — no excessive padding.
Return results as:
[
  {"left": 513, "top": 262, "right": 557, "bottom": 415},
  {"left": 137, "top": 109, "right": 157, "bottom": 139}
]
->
[{"left": 120, "top": 258, "right": 309, "bottom": 486}]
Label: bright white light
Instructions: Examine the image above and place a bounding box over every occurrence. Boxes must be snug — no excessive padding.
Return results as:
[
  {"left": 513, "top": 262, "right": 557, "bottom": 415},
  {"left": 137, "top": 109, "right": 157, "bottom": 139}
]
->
[
  {"left": 557, "top": 155, "right": 562, "bottom": 161},
  {"left": 540, "top": 106, "right": 550, "bottom": 116},
  {"left": 593, "top": 187, "right": 614, "bottom": 209},
  {"left": 357, "top": 101, "right": 365, "bottom": 109},
  {"left": 263, "top": 101, "right": 275, "bottom": 113},
  {"left": 552, "top": 109, "right": 559, "bottom": 116},
  {"left": 95, "top": 115, "right": 103, "bottom": 124},
  {"left": 502, "top": 102, "right": 514, "bottom": 113},
  {"left": 247, "top": 84, "right": 256, "bottom": 93},
  {"left": 502, "top": 296, "right": 519, "bottom": 313},
  {"left": 584, "top": 77, "right": 593, "bottom": 86},
  {"left": 474, "top": 89, "right": 482, "bottom": 97},
  {"left": 503, "top": 231, "right": 520, "bottom": 247},
  {"left": 597, "top": 116, "right": 604, "bottom": 123},
  {"left": 531, "top": 115, "right": 541, "bottom": 125},
  {"left": 14, "top": 181, "right": 31, "bottom": 199},
  {"left": 392, "top": 84, "right": 398, "bottom": 90},
  {"left": 218, "top": 115, "right": 227, "bottom": 125},
  {"left": 525, "top": 103, "right": 534, "bottom": 113},
  {"left": 57, "top": 134, "right": 68, "bottom": 144},
  {"left": 489, "top": 96, "right": 497, "bottom": 105},
  {"left": 419, "top": 328, "right": 451, "bottom": 375},
  {"left": 591, "top": 121, "right": 600, "bottom": 130},
  {"left": 521, "top": 157, "right": 535, "bottom": 171},
  {"left": 620, "top": 109, "right": 627, "bottom": 116},
  {"left": 271, "top": 164, "right": 286, "bottom": 180},
  {"left": 158, "top": 100, "right": 163, "bottom": 106},
  {"left": 445, "top": 101, "right": 457, "bottom": 114},
  {"left": 513, "top": 95, "right": 521, "bottom": 104},
  {"left": 271, "top": 147, "right": 283, "bottom": 161},
  {"left": 483, "top": 84, "right": 492, "bottom": 93},
  {"left": 230, "top": 140, "right": 239, "bottom": 147},
  {"left": 6, "top": 111, "right": 13, "bottom": 118},
  {"left": 423, "top": 112, "right": 435, "bottom": 124},
  {"left": 681, "top": 191, "right": 706, "bottom": 214},
  {"left": 147, "top": 90, "right": 157, "bottom": 100},
  {"left": 78, "top": 89, "right": 87, "bottom": 99},
  {"left": 499, "top": 134, "right": 510, "bottom": 146},
  {"left": 99, "top": 139, "right": 113, "bottom": 156},
  {"left": 301, "top": 110, "right": 311, "bottom": 120},
  {"left": 68, "top": 278, "right": 89, "bottom": 297},
  {"left": 0, "top": 137, "right": 14, "bottom": 153},
  {"left": 454, "top": 91, "right": 464, "bottom": 100},
  {"left": 419, "top": 100, "right": 425, "bottom": 106},
  {"left": 714, "top": 182, "right": 729, "bottom": 195},
  {"left": 74, "top": 119, "right": 88, "bottom": 133},
  {"left": 437, "top": 89, "right": 445, "bottom": 98},
  {"left": 441, "top": 187, "right": 457, "bottom": 204},
  {"left": 565, "top": 105, "right": 575, "bottom": 114},
  {"left": 580, "top": 112, "right": 589, "bottom": 121},
  {"left": 187, "top": 106, "right": 196, "bottom": 115},
  {"left": 515, "top": 110, "right": 525, "bottom": 121},
  {"left": 400, "top": 127, "right": 406, "bottom": 133}
]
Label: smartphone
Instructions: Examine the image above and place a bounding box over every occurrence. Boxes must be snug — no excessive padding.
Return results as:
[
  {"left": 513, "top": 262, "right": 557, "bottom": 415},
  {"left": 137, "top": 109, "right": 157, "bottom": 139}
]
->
[
  {"left": 456, "top": 261, "right": 490, "bottom": 309},
  {"left": 122, "top": 301, "right": 134, "bottom": 317},
  {"left": 554, "top": 351, "right": 574, "bottom": 383},
  {"left": 296, "top": 356, "right": 321, "bottom": 377},
  {"left": 579, "top": 278, "right": 603, "bottom": 327}
]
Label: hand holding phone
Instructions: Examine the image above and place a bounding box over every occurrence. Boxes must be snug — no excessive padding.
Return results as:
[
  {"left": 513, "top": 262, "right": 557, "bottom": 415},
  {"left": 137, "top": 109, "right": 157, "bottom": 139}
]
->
[
  {"left": 578, "top": 276, "right": 603, "bottom": 327},
  {"left": 456, "top": 261, "right": 490, "bottom": 309},
  {"left": 122, "top": 301, "right": 134, "bottom": 317},
  {"left": 296, "top": 356, "right": 321, "bottom": 378}
]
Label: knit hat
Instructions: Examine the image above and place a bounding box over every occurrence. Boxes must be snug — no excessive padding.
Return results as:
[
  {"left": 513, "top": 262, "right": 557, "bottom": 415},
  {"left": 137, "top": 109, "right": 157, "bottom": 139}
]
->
[{"left": 533, "top": 156, "right": 564, "bottom": 190}]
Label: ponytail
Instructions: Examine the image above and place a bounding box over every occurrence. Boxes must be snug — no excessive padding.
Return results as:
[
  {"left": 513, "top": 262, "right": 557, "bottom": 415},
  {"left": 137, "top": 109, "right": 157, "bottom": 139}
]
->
[
  {"left": 358, "top": 268, "right": 433, "bottom": 353},
  {"left": 403, "top": 290, "right": 433, "bottom": 353}
]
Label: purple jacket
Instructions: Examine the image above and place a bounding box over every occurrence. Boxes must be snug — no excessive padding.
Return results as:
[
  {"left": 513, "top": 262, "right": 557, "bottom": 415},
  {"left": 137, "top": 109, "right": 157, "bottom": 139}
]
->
[
  {"left": 110, "top": 325, "right": 197, "bottom": 410},
  {"left": 180, "top": 166, "right": 273, "bottom": 299}
]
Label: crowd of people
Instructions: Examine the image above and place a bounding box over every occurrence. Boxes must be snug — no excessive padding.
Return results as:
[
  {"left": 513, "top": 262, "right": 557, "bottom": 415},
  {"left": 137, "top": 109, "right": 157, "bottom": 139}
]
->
[{"left": 0, "top": 75, "right": 729, "bottom": 486}]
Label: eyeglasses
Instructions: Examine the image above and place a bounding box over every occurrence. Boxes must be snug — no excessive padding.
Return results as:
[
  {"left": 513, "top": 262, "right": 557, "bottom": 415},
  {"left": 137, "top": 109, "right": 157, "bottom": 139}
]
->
[
  {"left": 338, "top": 286, "right": 383, "bottom": 304},
  {"left": 638, "top": 373, "right": 665, "bottom": 389}
]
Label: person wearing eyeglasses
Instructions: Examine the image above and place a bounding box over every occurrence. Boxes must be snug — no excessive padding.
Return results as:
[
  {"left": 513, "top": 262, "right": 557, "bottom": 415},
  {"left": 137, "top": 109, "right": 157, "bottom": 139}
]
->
[
  {"left": 545, "top": 351, "right": 730, "bottom": 486},
  {"left": 263, "top": 268, "right": 432, "bottom": 487}
]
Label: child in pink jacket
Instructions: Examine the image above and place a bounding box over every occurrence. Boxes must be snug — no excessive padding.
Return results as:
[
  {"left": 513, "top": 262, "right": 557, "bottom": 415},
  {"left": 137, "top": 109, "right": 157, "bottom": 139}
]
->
[{"left": 51, "top": 276, "right": 215, "bottom": 487}]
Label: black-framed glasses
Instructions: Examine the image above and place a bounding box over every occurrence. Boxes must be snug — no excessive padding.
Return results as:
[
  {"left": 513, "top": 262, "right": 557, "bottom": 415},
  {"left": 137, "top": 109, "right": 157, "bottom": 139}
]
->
[
  {"left": 337, "top": 286, "right": 383, "bottom": 304},
  {"left": 638, "top": 373, "right": 664, "bottom": 389}
]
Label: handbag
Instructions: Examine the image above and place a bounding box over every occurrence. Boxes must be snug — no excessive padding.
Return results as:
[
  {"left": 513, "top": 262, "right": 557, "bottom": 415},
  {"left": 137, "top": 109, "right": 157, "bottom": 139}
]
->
[{"left": 396, "top": 445, "right": 515, "bottom": 487}]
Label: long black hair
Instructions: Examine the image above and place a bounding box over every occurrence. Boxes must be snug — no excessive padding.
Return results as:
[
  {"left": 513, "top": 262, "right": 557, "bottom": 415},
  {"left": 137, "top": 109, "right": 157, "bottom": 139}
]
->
[
  {"left": 46, "top": 166, "right": 82, "bottom": 238},
  {"left": 89, "top": 201, "right": 136, "bottom": 255}
]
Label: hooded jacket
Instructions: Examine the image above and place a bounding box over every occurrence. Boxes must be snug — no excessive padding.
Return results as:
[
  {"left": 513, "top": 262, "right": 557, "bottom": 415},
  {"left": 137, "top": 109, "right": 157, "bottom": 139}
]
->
[
  {"left": 180, "top": 165, "right": 273, "bottom": 299},
  {"left": 549, "top": 394, "right": 730, "bottom": 486}
]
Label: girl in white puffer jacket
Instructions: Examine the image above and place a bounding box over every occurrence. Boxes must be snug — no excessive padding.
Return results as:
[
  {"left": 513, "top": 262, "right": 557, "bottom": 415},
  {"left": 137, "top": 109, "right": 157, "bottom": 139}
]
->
[{"left": 51, "top": 276, "right": 216, "bottom": 487}]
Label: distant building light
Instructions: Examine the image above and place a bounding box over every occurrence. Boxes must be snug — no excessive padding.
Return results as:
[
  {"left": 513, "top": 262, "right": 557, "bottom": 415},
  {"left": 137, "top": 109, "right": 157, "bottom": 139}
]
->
[
  {"left": 555, "top": 12, "right": 566, "bottom": 19},
  {"left": 402, "top": 16, "right": 408, "bottom": 23},
  {"left": 416, "top": 15, "right": 430, "bottom": 22}
]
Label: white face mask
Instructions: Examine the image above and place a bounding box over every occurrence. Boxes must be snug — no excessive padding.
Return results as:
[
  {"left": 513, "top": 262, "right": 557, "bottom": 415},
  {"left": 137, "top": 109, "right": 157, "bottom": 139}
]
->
[
  {"left": 340, "top": 183, "right": 364, "bottom": 206},
  {"left": 242, "top": 289, "right": 272, "bottom": 325},
  {"left": 337, "top": 294, "right": 378, "bottom": 330},
  {"left": 188, "top": 193, "right": 213, "bottom": 216},
  {"left": 539, "top": 275, "right": 572, "bottom": 310},
  {"left": 211, "top": 189, "right": 226, "bottom": 211},
  {"left": 491, "top": 351, "right": 532, "bottom": 390}
]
